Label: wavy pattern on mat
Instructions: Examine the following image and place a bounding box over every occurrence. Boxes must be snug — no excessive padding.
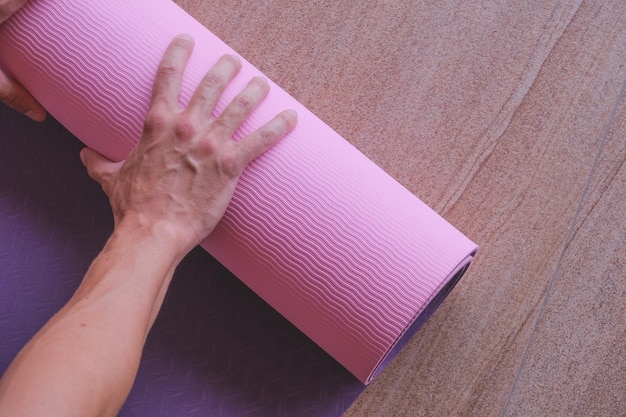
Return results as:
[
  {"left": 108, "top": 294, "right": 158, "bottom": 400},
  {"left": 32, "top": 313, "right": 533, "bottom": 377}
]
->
[{"left": 0, "top": 0, "right": 477, "bottom": 383}]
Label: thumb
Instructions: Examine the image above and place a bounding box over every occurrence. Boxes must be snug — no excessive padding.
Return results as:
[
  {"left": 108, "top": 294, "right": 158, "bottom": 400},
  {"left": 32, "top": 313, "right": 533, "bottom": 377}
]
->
[
  {"left": 79, "top": 147, "right": 122, "bottom": 195},
  {"left": 0, "top": 1, "right": 31, "bottom": 24},
  {"left": 0, "top": 67, "right": 46, "bottom": 121}
]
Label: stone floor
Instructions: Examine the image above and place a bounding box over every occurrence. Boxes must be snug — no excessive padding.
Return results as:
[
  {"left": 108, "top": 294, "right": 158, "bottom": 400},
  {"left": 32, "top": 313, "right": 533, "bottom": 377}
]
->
[{"left": 175, "top": 1, "right": 626, "bottom": 416}]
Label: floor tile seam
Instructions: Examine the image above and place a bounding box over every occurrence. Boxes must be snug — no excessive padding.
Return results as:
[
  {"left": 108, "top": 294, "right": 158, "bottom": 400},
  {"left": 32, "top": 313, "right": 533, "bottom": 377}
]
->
[
  {"left": 499, "top": 75, "right": 626, "bottom": 417},
  {"left": 567, "top": 119, "right": 626, "bottom": 246},
  {"left": 440, "top": 0, "right": 583, "bottom": 215}
]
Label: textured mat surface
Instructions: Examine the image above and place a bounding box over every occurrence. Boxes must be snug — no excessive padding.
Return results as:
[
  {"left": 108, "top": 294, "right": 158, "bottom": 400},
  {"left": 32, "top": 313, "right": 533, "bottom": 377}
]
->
[
  {"left": 0, "top": 107, "right": 363, "bottom": 416},
  {"left": 0, "top": 0, "right": 476, "bottom": 384}
]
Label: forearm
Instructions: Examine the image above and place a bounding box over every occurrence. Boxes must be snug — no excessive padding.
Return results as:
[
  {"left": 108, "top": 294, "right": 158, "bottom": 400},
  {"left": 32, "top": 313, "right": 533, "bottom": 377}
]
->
[
  {"left": 0, "top": 219, "right": 186, "bottom": 417},
  {"left": 0, "top": 33, "right": 295, "bottom": 417}
]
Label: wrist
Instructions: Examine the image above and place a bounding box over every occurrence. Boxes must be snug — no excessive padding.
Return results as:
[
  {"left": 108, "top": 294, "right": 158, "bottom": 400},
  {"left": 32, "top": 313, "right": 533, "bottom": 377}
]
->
[
  {"left": 71, "top": 214, "right": 190, "bottom": 309},
  {"left": 113, "top": 214, "right": 195, "bottom": 263}
]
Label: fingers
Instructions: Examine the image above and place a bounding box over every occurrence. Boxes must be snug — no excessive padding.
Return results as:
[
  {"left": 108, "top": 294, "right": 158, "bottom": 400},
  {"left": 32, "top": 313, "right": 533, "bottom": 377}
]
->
[
  {"left": 187, "top": 54, "right": 241, "bottom": 121},
  {"left": 1, "top": 0, "right": 47, "bottom": 121},
  {"left": 0, "top": 0, "right": 30, "bottom": 24},
  {"left": 236, "top": 109, "right": 298, "bottom": 167},
  {"left": 80, "top": 148, "right": 122, "bottom": 196},
  {"left": 149, "top": 37, "right": 297, "bottom": 175},
  {"left": 0, "top": 68, "right": 46, "bottom": 121},
  {"left": 150, "top": 34, "right": 195, "bottom": 110},
  {"left": 213, "top": 76, "right": 270, "bottom": 138}
]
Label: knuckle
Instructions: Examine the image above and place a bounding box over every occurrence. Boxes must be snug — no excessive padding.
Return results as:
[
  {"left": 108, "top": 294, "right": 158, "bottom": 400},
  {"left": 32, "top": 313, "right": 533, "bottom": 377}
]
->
[
  {"left": 201, "top": 73, "right": 225, "bottom": 91},
  {"left": 234, "top": 95, "right": 253, "bottom": 112},
  {"left": 218, "top": 151, "right": 240, "bottom": 177},
  {"left": 195, "top": 137, "right": 216, "bottom": 155},
  {"left": 258, "top": 128, "right": 277, "bottom": 147},
  {"left": 143, "top": 108, "right": 170, "bottom": 134},
  {"left": 174, "top": 117, "right": 200, "bottom": 142},
  {"left": 157, "top": 64, "right": 178, "bottom": 77}
]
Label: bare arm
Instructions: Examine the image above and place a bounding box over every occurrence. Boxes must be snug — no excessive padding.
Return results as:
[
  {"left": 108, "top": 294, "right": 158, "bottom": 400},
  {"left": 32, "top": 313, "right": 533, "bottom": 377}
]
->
[
  {"left": 0, "top": 34, "right": 297, "bottom": 417},
  {"left": 0, "top": 0, "right": 46, "bottom": 121}
]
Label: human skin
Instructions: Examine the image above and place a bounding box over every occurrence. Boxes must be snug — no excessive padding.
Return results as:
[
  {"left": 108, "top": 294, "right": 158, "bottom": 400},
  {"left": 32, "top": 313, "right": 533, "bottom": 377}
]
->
[
  {"left": 0, "top": 0, "right": 46, "bottom": 120},
  {"left": 0, "top": 33, "right": 297, "bottom": 417}
]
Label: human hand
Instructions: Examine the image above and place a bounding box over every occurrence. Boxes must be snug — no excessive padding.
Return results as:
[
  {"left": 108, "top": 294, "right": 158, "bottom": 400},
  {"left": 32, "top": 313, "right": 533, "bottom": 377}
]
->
[
  {"left": 80, "top": 34, "right": 297, "bottom": 255},
  {"left": 0, "top": 0, "right": 47, "bottom": 121},
  {"left": 0, "top": 0, "right": 29, "bottom": 23}
]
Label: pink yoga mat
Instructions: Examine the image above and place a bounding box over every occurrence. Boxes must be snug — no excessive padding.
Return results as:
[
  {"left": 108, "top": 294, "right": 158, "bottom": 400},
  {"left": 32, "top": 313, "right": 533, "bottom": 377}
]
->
[{"left": 0, "top": 0, "right": 477, "bottom": 384}]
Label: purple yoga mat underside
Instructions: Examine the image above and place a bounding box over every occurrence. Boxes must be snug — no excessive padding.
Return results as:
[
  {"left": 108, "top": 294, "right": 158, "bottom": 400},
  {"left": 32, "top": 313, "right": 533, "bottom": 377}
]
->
[
  {"left": 0, "top": 108, "right": 364, "bottom": 416},
  {"left": 0, "top": 0, "right": 477, "bottom": 400}
]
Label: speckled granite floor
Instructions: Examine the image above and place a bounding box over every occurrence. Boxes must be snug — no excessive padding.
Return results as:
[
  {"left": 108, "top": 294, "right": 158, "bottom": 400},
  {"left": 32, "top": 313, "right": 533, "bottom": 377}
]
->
[{"left": 174, "top": 1, "right": 626, "bottom": 416}]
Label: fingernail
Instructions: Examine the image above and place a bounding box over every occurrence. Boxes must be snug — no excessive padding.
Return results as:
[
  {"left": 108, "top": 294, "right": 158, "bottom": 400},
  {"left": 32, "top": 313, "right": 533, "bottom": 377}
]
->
[
  {"left": 25, "top": 109, "right": 46, "bottom": 122},
  {"left": 79, "top": 149, "right": 86, "bottom": 165},
  {"left": 177, "top": 33, "right": 194, "bottom": 42}
]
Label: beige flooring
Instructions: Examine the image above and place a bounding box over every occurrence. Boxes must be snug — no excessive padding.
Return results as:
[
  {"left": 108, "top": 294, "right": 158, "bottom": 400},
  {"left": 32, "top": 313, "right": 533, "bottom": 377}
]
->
[{"left": 176, "top": 1, "right": 626, "bottom": 415}]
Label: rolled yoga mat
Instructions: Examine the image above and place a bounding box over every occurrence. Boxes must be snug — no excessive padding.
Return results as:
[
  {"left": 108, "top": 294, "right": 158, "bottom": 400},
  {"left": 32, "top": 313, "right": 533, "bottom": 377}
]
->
[{"left": 0, "top": 0, "right": 477, "bottom": 384}]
